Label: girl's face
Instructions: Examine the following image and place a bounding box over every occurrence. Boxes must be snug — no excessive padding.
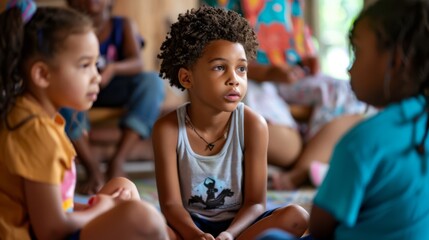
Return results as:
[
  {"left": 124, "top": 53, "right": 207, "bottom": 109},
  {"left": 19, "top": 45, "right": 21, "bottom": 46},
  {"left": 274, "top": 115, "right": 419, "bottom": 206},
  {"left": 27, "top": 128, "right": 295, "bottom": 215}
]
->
[
  {"left": 183, "top": 40, "right": 248, "bottom": 112},
  {"left": 349, "top": 18, "right": 392, "bottom": 107},
  {"left": 46, "top": 30, "right": 100, "bottom": 113}
]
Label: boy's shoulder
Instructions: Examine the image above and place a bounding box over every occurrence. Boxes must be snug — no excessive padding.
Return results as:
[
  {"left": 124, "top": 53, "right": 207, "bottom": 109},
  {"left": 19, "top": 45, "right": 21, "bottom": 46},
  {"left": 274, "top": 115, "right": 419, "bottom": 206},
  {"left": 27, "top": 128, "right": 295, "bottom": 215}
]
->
[
  {"left": 153, "top": 103, "right": 189, "bottom": 134},
  {"left": 243, "top": 103, "right": 268, "bottom": 131}
]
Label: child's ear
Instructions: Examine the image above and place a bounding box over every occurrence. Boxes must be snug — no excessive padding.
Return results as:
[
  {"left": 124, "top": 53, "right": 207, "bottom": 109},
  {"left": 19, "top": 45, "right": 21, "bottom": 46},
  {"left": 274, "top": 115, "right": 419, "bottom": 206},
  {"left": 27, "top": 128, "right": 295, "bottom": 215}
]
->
[
  {"left": 29, "top": 61, "right": 51, "bottom": 88},
  {"left": 178, "top": 67, "right": 192, "bottom": 89}
]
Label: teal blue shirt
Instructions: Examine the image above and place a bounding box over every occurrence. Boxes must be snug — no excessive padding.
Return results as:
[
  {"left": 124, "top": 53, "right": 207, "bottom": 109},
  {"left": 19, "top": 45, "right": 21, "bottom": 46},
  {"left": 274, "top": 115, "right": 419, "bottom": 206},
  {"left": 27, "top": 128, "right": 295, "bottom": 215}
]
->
[{"left": 314, "top": 95, "right": 429, "bottom": 240}]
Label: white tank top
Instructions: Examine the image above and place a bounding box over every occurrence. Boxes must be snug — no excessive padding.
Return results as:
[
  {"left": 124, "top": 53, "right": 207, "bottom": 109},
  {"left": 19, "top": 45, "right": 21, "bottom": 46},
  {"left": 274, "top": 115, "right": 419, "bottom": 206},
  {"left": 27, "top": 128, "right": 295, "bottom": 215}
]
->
[{"left": 176, "top": 102, "right": 245, "bottom": 221}]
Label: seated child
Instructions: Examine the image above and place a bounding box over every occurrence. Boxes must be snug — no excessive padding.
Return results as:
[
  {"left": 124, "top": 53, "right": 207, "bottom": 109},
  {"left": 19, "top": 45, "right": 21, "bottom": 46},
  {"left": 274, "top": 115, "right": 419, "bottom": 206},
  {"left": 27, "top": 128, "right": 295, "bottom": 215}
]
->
[
  {"left": 154, "top": 5, "right": 309, "bottom": 240},
  {"left": 0, "top": 2, "right": 167, "bottom": 239}
]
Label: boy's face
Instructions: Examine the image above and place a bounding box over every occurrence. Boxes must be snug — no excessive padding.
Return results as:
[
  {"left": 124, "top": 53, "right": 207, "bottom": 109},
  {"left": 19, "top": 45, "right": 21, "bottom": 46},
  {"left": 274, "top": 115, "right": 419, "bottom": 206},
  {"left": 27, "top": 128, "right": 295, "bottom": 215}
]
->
[
  {"left": 348, "top": 18, "right": 391, "bottom": 107},
  {"left": 182, "top": 40, "right": 248, "bottom": 112}
]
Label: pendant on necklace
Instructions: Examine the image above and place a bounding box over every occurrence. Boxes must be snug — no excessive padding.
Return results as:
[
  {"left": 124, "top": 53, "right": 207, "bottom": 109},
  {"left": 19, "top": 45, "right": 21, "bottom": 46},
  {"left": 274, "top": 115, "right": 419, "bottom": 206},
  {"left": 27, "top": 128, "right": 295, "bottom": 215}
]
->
[{"left": 207, "top": 143, "right": 215, "bottom": 151}]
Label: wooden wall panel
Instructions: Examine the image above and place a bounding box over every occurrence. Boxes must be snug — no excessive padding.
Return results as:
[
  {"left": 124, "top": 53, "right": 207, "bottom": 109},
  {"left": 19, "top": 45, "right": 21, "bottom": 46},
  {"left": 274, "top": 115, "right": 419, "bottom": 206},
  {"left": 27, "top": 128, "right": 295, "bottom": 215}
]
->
[
  {"left": 34, "top": 0, "right": 198, "bottom": 71},
  {"left": 112, "top": 0, "right": 198, "bottom": 71}
]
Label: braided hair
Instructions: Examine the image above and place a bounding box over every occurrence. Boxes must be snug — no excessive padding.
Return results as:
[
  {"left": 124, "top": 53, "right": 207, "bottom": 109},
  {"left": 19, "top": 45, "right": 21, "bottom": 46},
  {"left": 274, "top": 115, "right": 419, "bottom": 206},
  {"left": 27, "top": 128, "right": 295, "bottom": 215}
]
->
[
  {"left": 0, "top": 6, "right": 93, "bottom": 123},
  {"left": 158, "top": 5, "right": 258, "bottom": 91},
  {"left": 350, "top": 0, "right": 429, "bottom": 155}
]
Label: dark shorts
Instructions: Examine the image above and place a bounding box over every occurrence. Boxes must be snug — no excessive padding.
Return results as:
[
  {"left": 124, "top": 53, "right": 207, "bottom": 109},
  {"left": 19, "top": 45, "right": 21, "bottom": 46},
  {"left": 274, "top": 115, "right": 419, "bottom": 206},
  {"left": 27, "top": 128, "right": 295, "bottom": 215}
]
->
[
  {"left": 31, "top": 229, "right": 80, "bottom": 240},
  {"left": 191, "top": 208, "right": 278, "bottom": 237},
  {"left": 68, "top": 230, "right": 81, "bottom": 240}
]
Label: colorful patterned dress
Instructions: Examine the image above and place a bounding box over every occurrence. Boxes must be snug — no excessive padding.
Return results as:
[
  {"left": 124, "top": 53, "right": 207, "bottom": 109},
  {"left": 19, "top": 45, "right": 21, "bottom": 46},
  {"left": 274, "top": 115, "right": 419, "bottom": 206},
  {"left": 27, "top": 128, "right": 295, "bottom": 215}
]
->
[{"left": 204, "top": 0, "right": 370, "bottom": 139}]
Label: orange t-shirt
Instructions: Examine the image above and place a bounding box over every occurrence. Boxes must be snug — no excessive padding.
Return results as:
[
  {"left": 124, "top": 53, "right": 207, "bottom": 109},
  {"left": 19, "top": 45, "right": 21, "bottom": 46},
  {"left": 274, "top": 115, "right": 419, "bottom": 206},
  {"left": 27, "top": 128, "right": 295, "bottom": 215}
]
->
[{"left": 0, "top": 96, "right": 76, "bottom": 240}]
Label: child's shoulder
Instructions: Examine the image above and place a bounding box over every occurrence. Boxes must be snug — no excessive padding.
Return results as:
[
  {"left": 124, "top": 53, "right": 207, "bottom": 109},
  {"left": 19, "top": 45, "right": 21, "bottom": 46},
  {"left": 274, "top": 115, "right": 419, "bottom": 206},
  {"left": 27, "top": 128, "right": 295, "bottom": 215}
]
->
[
  {"left": 342, "top": 109, "right": 390, "bottom": 141},
  {"left": 153, "top": 103, "right": 187, "bottom": 131},
  {"left": 243, "top": 103, "right": 268, "bottom": 130},
  {"left": 340, "top": 97, "right": 420, "bottom": 146}
]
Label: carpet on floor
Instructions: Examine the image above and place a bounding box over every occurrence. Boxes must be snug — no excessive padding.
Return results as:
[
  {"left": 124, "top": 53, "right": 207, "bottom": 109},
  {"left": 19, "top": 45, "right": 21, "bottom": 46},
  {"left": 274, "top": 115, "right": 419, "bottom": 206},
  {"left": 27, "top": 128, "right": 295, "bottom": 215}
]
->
[
  {"left": 75, "top": 178, "right": 316, "bottom": 213},
  {"left": 133, "top": 178, "right": 315, "bottom": 212}
]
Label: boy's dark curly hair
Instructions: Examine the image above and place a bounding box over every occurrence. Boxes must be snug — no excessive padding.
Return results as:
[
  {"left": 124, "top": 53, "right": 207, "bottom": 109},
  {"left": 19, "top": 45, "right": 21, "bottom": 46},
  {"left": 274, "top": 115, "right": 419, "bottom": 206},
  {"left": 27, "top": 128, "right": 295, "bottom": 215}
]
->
[{"left": 158, "top": 5, "right": 258, "bottom": 91}]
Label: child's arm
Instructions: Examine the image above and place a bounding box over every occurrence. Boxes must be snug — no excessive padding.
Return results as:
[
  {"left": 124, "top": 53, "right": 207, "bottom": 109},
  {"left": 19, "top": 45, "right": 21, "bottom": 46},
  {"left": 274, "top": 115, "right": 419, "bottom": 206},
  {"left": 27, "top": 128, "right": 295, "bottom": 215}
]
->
[
  {"left": 153, "top": 112, "right": 211, "bottom": 240},
  {"left": 308, "top": 202, "right": 338, "bottom": 239},
  {"left": 73, "top": 177, "right": 137, "bottom": 211},
  {"left": 100, "top": 17, "right": 144, "bottom": 87},
  {"left": 24, "top": 179, "right": 123, "bottom": 240},
  {"left": 219, "top": 106, "right": 269, "bottom": 239}
]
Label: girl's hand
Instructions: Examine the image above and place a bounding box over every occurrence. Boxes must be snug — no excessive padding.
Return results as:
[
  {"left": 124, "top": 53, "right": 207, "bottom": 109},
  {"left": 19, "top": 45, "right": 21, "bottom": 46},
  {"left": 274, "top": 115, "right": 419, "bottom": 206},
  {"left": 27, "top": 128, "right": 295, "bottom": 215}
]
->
[
  {"left": 86, "top": 194, "right": 116, "bottom": 214},
  {"left": 87, "top": 188, "right": 130, "bottom": 210},
  {"left": 216, "top": 231, "right": 234, "bottom": 240},
  {"left": 110, "top": 188, "right": 132, "bottom": 201}
]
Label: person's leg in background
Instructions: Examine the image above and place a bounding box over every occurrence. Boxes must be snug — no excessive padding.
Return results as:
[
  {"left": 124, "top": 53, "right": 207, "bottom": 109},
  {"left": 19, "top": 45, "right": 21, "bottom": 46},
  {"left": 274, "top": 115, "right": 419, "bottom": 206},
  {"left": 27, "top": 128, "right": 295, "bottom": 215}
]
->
[
  {"left": 269, "top": 75, "right": 370, "bottom": 190},
  {"left": 59, "top": 108, "right": 105, "bottom": 194},
  {"left": 267, "top": 124, "right": 302, "bottom": 176},
  {"left": 94, "top": 72, "right": 165, "bottom": 179},
  {"left": 270, "top": 114, "right": 364, "bottom": 190},
  {"left": 243, "top": 80, "right": 303, "bottom": 177}
]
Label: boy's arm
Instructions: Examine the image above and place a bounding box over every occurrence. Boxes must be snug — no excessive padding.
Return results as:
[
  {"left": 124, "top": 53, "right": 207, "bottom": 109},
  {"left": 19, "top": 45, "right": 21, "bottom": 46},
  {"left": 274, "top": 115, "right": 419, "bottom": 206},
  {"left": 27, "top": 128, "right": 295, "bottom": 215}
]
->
[
  {"left": 221, "top": 106, "right": 269, "bottom": 238},
  {"left": 153, "top": 112, "right": 209, "bottom": 240}
]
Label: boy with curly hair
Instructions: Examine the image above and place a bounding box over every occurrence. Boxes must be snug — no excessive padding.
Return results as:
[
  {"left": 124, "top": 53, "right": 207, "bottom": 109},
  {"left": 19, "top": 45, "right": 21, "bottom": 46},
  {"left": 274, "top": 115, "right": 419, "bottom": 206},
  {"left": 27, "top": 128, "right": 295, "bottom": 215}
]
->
[{"left": 154, "top": 5, "right": 309, "bottom": 240}]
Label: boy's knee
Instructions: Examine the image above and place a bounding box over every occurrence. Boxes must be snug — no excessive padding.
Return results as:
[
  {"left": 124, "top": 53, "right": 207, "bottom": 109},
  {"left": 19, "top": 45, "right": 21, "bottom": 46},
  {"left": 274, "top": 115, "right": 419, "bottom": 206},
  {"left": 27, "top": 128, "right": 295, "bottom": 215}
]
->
[{"left": 273, "top": 204, "right": 309, "bottom": 236}]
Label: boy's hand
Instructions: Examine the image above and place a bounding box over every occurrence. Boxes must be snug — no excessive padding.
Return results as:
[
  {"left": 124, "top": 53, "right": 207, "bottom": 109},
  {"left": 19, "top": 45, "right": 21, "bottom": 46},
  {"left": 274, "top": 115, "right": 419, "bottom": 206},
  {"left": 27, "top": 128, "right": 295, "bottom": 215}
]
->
[
  {"left": 193, "top": 233, "right": 215, "bottom": 240},
  {"left": 216, "top": 231, "right": 234, "bottom": 240}
]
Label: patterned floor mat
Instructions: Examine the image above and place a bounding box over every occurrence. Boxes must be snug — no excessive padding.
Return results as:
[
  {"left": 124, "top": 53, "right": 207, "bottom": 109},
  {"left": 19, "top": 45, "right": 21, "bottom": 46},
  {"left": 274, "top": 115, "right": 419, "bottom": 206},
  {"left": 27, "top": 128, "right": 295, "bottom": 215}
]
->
[
  {"left": 134, "top": 178, "right": 316, "bottom": 212},
  {"left": 75, "top": 177, "right": 316, "bottom": 213}
]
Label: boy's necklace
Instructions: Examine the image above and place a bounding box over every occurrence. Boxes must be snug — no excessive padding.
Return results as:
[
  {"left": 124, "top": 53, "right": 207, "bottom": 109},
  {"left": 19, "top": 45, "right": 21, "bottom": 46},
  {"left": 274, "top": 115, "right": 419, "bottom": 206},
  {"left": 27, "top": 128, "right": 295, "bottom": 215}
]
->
[{"left": 185, "top": 113, "right": 230, "bottom": 151}]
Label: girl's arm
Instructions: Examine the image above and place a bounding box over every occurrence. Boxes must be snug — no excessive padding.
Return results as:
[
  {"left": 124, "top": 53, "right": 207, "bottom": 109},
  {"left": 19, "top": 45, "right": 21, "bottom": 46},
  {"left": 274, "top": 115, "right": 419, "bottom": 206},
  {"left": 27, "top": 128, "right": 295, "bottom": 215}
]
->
[
  {"left": 153, "top": 112, "right": 208, "bottom": 240},
  {"left": 309, "top": 204, "right": 338, "bottom": 239},
  {"left": 220, "top": 106, "right": 269, "bottom": 238},
  {"left": 24, "top": 180, "right": 120, "bottom": 240}
]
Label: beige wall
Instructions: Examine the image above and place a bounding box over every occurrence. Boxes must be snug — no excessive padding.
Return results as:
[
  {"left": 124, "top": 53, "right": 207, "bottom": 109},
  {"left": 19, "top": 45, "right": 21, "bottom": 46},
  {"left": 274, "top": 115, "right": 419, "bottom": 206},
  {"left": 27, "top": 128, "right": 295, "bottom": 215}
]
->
[
  {"left": 112, "top": 0, "right": 197, "bottom": 71},
  {"left": 35, "top": 0, "right": 198, "bottom": 71}
]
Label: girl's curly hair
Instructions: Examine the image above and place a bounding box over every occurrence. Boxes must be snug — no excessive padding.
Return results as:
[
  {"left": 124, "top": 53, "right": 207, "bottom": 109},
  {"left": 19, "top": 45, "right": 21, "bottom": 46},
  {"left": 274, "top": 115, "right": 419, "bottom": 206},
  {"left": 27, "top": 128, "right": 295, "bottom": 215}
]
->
[{"left": 158, "top": 5, "right": 258, "bottom": 91}]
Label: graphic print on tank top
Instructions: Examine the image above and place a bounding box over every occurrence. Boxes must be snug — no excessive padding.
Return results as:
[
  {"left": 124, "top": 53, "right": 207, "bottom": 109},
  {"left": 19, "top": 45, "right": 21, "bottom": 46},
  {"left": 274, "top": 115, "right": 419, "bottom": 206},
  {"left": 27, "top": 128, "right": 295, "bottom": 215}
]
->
[{"left": 188, "top": 177, "right": 237, "bottom": 210}]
